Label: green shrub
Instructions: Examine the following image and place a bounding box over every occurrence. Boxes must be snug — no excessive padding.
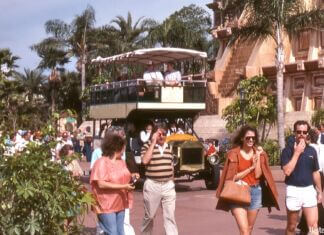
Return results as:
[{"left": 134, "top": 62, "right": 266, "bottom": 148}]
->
[
  {"left": 261, "top": 139, "right": 280, "bottom": 166},
  {"left": 0, "top": 140, "right": 93, "bottom": 234},
  {"left": 312, "top": 109, "right": 324, "bottom": 127}
]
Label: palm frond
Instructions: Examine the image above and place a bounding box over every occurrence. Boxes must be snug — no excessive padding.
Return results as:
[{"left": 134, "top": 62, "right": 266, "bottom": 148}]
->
[{"left": 285, "top": 8, "right": 324, "bottom": 35}]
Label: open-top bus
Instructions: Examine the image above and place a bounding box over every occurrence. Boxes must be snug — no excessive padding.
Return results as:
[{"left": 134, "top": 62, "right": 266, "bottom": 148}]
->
[{"left": 89, "top": 47, "right": 220, "bottom": 189}]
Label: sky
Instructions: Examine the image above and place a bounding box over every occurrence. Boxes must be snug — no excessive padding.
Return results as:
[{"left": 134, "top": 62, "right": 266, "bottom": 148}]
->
[{"left": 0, "top": 0, "right": 213, "bottom": 72}]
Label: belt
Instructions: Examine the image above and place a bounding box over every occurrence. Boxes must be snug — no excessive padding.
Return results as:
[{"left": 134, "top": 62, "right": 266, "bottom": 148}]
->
[
  {"left": 250, "top": 183, "right": 260, "bottom": 187},
  {"left": 147, "top": 178, "right": 172, "bottom": 184}
]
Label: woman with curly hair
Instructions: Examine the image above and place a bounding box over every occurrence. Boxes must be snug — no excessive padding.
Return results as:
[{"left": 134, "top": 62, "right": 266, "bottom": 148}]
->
[
  {"left": 216, "top": 125, "right": 280, "bottom": 235},
  {"left": 90, "top": 134, "right": 135, "bottom": 235}
]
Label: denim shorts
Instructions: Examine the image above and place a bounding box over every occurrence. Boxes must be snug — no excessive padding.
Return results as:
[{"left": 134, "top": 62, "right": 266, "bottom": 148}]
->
[{"left": 230, "top": 184, "right": 262, "bottom": 210}]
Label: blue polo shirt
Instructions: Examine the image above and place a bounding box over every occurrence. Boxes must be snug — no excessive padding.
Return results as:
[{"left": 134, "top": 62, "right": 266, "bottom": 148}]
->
[{"left": 281, "top": 138, "right": 319, "bottom": 187}]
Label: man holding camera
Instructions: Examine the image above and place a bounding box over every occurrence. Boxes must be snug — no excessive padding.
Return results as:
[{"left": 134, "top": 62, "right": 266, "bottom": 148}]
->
[
  {"left": 281, "top": 120, "right": 322, "bottom": 235},
  {"left": 141, "top": 124, "right": 178, "bottom": 235}
]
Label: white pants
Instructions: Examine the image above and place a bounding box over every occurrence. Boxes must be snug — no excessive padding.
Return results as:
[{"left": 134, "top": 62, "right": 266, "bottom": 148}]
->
[
  {"left": 124, "top": 208, "right": 135, "bottom": 235},
  {"left": 141, "top": 178, "right": 178, "bottom": 235}
]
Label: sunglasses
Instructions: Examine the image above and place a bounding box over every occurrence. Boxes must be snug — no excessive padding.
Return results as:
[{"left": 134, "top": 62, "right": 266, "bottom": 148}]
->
[
  {"left": 159, "top": 132, "right": 167, "bottom": 137},
  {"left": 245, "top": 136, "right": 256, "bottom": 141},
  {"left": 296, "top": 130, "right": 308, "bottom": 135}
]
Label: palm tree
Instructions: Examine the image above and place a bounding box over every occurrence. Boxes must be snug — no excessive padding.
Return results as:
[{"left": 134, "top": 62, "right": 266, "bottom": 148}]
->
[
  {"left": 14, "top": 68, "right": 46, "bottom": 104},
  {"left": 0, "top": 48, "right": 20, "bottom": 77},
  {"left": 222, "top": 0, "right": 324, "bottom": 149},
  {"left": 110, "top": 12, "right": 156, "bottom": 52},
  {"left": 32, "top": 6, "right": 96, "bottom": 117}
]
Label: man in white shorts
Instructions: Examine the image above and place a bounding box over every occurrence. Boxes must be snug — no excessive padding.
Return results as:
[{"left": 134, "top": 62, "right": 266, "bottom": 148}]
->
[{"left": 281, "top": 120, "right": 322, "bottom": 235}]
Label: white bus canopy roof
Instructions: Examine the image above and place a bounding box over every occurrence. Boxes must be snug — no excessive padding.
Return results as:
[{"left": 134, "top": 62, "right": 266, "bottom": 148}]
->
[{"left": 91, "top": 47, "right": 207, "bottom": 65}]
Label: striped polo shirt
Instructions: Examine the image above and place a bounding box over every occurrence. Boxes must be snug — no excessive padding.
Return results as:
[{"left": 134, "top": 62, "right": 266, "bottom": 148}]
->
[{"left": 141, "top": 142, "right": 174, "bottom": 181}]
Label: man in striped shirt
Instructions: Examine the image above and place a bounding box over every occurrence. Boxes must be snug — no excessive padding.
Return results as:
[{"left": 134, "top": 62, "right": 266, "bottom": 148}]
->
[{"left": 141, "top": 124, "right": 178, "bottom": 235}]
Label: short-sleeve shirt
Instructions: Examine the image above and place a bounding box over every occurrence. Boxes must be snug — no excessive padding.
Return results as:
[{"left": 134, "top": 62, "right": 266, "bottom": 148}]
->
[
  {"left": 281, "top": 144, "right": 319, "bottom": 187},
  {"left": 143, "top": 70, "right": 164, "bottom": 83},
  {"left": 90, "top": 157, "right": 132, "bottom": 213},
  {"left": 165, "top": 70, "right": 181, "bottom": 83},
  {"left": 141, "top": 142, "right": 174, "bottom": 181}
]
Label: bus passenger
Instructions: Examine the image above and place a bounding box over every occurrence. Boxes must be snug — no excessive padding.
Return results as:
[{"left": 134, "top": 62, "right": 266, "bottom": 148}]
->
[
  {"left": 164, "top": 62, "right": 181, "bottom": 86},
  {"left": 143, "top": 61, "right": 163, "bottom": 85}
]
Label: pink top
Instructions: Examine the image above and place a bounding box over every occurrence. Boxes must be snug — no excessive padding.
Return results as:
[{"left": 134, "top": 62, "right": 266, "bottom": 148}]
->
[{"left": 90, "top": 157, "right": 133, "bottom": 214}]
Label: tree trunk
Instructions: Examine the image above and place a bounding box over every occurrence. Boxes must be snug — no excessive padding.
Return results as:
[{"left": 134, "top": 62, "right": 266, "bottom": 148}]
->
[
  {"left": 276, "top": 26, "right": 285, "bottom": 150},
  {"left": 51, "top": 88, "right": 55, "bottom": 114},
  {"left": 81, "top": 53, "right": 86, "bottom": 121},
  {"left": 261, "top": 119, "right": 266, "bottom": 142}
]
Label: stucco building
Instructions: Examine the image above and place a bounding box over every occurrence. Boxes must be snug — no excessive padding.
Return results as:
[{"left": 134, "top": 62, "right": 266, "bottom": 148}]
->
[{"left": 206, "top": 0, "right": 324, "bottom": 123}]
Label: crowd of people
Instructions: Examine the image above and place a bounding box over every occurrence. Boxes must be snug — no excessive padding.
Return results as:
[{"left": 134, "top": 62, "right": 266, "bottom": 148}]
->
[
  {"left": 4, "top": 118, "right": 324, "bottom": 235},
  {"left": 89, "top": 119, "right": 324, "bottom": 235}
]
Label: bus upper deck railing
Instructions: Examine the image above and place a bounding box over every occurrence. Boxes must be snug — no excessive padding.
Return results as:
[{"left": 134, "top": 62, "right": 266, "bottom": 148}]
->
[{"left": 90, "top": 78, "right": 207, "bottom": 105}]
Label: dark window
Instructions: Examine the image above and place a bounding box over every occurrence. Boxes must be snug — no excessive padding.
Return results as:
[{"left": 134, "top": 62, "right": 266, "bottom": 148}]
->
[
  {"left": 314, "top": 96, "right": 323, "bottom": 110},
  {"left": 314, "top": 76, "right": 324, "bottom": 88},
  {"left": 298, "top": 30, "right": 310, "bottom": 51},
  {"left": 295, "top": 97, "right": 302, "bottom": 111},
  {"left": 181, "top": 148, "right": 203, "bottom": 165},
  {"left": 294, "top": 77, "right": 305, "bottom": 89}
]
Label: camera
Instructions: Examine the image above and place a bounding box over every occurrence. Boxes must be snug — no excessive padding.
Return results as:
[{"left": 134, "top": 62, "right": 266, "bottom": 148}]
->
[{"left": 130, "top": 176, "right": 138, "bottom": 186}]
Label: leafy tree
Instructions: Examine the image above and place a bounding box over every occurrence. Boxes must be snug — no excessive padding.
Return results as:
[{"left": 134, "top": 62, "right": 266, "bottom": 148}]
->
[
  {"left": 311, "top": 109, "right": 324, "bottom": 128},
  {"left": 148, "top": 4, "right": 214, "bottom": 52},
  {"left": 57, "top": 72, "right": 82, "bottom": 119},
  {"left": 0, "top": 68, "right": 49, "bottom": 132},
  {"left": 222, "top": 0, "right": 324, "bottom": 149},
  {"left": 222, "top": 76, "right": 276, "bottom": 142},
  {"left": 0, "top": 78, "right": 25, "bottom": 132}
]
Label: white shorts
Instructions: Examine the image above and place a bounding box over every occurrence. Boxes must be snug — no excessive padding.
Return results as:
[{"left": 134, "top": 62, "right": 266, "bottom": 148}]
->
[{"left": 286, "top": 185, "right": 317, "bottom": 211}]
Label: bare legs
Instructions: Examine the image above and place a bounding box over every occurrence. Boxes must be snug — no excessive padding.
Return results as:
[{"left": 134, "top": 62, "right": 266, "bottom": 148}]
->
[
  {"left": 285, "top": 207, "right": 318, "bottom": 235},
  {"left": 231, "top": 207, "right": 259, "bottom": 235}
]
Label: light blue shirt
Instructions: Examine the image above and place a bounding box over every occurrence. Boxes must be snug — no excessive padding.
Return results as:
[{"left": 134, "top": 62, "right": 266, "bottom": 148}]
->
[
  {"left": 90, "top": 148, "right": 102, "bottom": 169},
  {"left": 90, "top": 148, "right": 126, "bottom": 169}
]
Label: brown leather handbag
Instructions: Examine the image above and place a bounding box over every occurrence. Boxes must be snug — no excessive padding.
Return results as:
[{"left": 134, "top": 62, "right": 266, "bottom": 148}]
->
[{"left": 219, "top": 179, "right": 251, "bottom": 205}]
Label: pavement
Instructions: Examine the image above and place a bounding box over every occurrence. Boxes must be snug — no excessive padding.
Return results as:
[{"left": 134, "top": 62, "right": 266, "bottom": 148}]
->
[{"left": 79, "top": 162, "right": 290, "bottom": 235}]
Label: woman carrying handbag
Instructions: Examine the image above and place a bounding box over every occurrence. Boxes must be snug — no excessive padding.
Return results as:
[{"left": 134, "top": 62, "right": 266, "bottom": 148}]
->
[{"left": 216, "top": 125, "right": 280, "bottom": 235}]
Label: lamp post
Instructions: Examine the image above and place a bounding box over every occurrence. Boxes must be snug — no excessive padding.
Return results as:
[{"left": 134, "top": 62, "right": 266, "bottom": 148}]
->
[{"left": 239, "top": 87, "right": 246, "bottom": 126}]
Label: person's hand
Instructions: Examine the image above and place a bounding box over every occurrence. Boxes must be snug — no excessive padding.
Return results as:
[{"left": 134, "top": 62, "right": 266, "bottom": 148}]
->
[
  {"left": 151, "top": 130, "right": 160, "bottom": 144},
  {"left": 124, "top": 184, "right": 135, "bottom": 191},
  {"left": 294, "top": 139, "right": 306, "bottom": 155},
  {"left": 256, "top": 146, "right": 263, "bottom": 157},
  {"left": 317, "top": 191, "right": 322, "bottom": 204},
  {"left": 132, "top": 173, "right": 140, "bottom": 179}
]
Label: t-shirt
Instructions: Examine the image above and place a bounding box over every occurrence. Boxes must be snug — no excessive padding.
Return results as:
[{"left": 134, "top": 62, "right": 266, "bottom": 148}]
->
[
  {"left": 281, "top": 143, "right": 319, "bottom": 187},
  {"left": 90, "top": 148, "right": 103, "bottom": 169},
  {"left": 165, "top": 70, "right": 181, "bottom": 83},
  {"left": 143, "top": 70, "right": 163, "bottom": 83},
  {"left": 90, "top": 157, "right": 132, "bottom": 213},
  {"left": 141, "top": 142, "right": 174, "bottom": 181}
]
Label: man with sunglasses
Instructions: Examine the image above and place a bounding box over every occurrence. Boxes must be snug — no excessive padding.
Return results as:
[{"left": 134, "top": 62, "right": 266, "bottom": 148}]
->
[
  {"left": 281, "top": 120, "right": 322, "bottom": 235},
  {"left": 140, "top": 123, "right": 178, "bottom": 235}
]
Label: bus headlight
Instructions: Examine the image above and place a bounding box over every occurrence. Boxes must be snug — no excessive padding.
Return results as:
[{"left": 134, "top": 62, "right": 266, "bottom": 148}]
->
[{"left": 207, "top": 155, "right": 217, "bottom": 165}]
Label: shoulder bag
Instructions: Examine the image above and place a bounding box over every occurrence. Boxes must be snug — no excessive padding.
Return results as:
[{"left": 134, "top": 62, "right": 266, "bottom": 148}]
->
[
  {"left": 219, "top": 151, "right": 251, "bottom": 205},
  {"left": 219, "top": 179, "right": 251, "bottom": 205}
]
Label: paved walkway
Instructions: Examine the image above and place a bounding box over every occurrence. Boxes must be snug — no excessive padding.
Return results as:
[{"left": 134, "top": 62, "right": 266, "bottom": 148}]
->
[{"left": 79, "top": 162, "right": 292, "bottom": 235}]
